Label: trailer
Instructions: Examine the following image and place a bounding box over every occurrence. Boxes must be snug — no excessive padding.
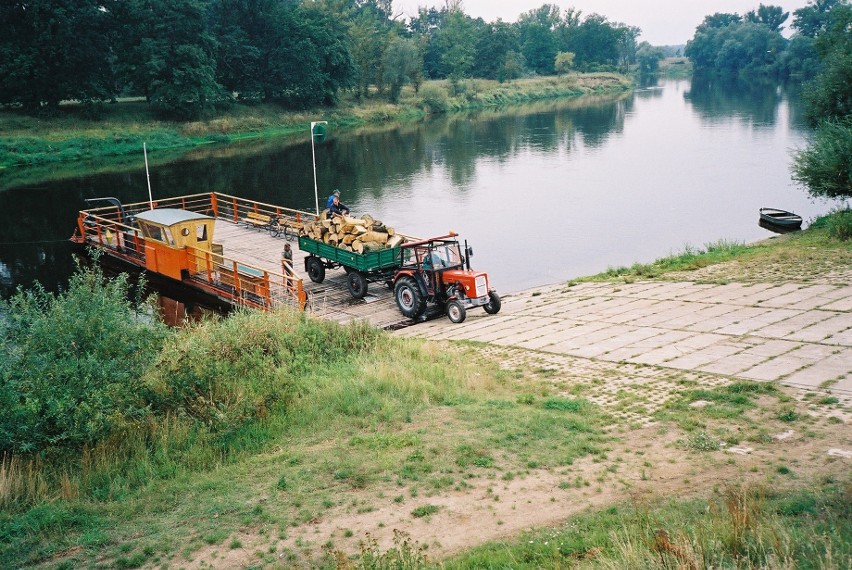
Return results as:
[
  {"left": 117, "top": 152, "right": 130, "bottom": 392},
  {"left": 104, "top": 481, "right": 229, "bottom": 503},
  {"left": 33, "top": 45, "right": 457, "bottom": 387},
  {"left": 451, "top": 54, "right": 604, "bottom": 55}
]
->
[{"left": 298, "top": 235, "right": 403, "bottom": 299}]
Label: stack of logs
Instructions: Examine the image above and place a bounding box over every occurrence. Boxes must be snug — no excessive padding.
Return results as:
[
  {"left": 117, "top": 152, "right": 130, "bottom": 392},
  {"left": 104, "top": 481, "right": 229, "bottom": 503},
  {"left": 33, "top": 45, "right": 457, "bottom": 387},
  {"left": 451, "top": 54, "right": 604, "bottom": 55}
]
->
[{"left": 301, "top": 213, "right": 405, "bottom": 253}]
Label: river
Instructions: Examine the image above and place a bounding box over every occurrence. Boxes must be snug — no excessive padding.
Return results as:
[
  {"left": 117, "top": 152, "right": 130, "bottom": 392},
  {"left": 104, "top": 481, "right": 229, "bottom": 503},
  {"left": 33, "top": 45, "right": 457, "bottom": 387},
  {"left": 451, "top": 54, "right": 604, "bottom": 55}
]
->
[{"left": 0, "top": 76, "right": 838, "bottom": 299}]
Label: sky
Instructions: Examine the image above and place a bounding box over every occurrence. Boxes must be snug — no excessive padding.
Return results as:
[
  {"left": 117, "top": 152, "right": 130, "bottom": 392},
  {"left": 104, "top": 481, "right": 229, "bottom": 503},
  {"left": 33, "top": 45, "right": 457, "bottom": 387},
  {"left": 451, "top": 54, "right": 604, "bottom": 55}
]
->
[{"left": 391, "top": 0, "right": 811, "bottom": 46}]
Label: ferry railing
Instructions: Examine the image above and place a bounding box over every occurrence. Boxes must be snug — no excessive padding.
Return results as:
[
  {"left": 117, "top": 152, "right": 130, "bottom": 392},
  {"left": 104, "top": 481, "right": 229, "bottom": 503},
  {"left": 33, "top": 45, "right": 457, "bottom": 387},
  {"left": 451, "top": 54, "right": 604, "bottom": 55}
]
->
[
  {"left": 211, "top": 192, "right": 318, "bottom": 233},
  {"left": 74, "top": 210, "right": 146, "bottom": 264},
  {"left": 183, "top": 245, "right": 310, "bottom": 311},
  {"left": 74, "top": 207, "right": 310, "bottom": 312}
]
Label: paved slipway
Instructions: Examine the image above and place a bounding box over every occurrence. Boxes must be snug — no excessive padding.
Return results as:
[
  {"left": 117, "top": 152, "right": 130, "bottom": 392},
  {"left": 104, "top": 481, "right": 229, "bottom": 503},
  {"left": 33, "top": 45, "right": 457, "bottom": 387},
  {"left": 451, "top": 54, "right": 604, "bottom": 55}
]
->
[{"left": 396, "top": 278, "right": 852, "bottom": 404}]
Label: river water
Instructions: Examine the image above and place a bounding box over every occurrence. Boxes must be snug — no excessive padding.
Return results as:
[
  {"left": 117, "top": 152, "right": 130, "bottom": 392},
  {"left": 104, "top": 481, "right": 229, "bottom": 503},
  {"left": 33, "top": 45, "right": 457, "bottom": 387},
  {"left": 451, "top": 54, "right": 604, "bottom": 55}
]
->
[{"left": 0, "top": 77, "right": 838, "bottom": 299}]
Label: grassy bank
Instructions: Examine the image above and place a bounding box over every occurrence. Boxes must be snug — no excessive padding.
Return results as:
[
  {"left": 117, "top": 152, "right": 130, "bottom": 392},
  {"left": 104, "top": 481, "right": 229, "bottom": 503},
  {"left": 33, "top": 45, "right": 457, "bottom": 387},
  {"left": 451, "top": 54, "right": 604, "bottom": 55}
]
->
[
  {"left": 575, "top": 209, "right": 852, "bottom": 284},
  {"left": 0, "top": 74, "right": 631, "bottom": 190}
]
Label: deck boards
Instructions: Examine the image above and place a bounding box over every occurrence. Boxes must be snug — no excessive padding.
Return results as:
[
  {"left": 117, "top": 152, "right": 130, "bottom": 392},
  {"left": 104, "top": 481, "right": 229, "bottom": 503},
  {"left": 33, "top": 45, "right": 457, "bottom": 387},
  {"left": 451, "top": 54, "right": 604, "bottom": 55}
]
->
[{"left": 215, "top": 220, "right": 410, "bottom": 329}]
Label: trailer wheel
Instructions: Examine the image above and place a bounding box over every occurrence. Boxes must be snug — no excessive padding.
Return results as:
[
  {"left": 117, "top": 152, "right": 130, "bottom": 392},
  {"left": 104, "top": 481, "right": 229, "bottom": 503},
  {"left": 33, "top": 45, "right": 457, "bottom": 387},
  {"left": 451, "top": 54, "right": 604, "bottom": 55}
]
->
[
  {"left": 306, "top": 256, "right": 325, "bottom": 283},
  {"left": 446, "top": 300, "right": 466, "bottom": 323},
  {"left": 483, "top": 290, "right": 501, "bottom": 314},
  {"left": 395, "top": 277, "right": 425, "bottom": 318},
  {"left": 347, "top": 271, "right": 368, "bottom": 299}
]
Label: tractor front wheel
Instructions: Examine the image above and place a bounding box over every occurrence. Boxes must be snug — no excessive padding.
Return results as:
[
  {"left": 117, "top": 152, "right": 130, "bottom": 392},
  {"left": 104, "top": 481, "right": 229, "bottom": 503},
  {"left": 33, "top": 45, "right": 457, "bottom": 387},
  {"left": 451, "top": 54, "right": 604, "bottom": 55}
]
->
[
  {"left": 446, "top": 300, "right": 466, "bottom": 323},
  {"left": 395, "top": 277, "right": 425, "bottom": 318},
  {"left": 483, "top": 290, "right": 501, "bottom": 314}
]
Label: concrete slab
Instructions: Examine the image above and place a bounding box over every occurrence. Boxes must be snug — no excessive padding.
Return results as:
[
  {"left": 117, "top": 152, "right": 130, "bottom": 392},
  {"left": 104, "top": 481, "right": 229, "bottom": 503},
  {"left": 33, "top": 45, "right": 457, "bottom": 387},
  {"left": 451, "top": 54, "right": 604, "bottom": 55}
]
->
[
  {"left": 784, "top": 313, "right": 852, "bottom": 343},
  {"left": 753, "top": 311, "right": 836, "bottom": 339},
  {"left": 699, "top": 352, "right": 770, "bottom": 376},
  {"left": 738, "top": 356, "right": 809, "bottom": 382},
  {"left": 664, "top": 343, "right": 746, "bottom": 371}
]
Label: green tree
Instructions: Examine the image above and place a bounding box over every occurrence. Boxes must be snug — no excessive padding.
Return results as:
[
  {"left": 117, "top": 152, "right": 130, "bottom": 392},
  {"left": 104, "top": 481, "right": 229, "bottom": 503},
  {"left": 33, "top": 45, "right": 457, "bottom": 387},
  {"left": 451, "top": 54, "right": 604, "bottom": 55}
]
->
[
  {"left": 636, "top": 42, "right": 665, "bottom": 74},
  {"left": 792, "top": 0, "right": 844, "bottom": 36},
  {"left": 0, "top": 0, "right": 114, "bottom": 111},
  {"left": 745, "top": 4, "right": 790, "bottom": 32},
  {"left": 517, "top": 4, "right": 561, "bottom": 75},
  {"left": 472, "top": 20, "right": 519, "bottom": 80},
  {"left": 792, "top": 1, "right": 852, "bottom": 201},
  {"left": 113, "top": 0, "right": 227, "bottom": 119},
  {"left": 438, "top": 10, "right": 479, "bottom": 88},
  {"left": 382, "top": 36, "right": 422, "bottom": 102},
  {"left": 554, "top": 51, "right": 575, "bottom": 75},
  {"left": 793, "top": 117, "right": 852, "bottom": 199},
  {"left": 349, "top": 0, "right": 394, "bottom": 98}
]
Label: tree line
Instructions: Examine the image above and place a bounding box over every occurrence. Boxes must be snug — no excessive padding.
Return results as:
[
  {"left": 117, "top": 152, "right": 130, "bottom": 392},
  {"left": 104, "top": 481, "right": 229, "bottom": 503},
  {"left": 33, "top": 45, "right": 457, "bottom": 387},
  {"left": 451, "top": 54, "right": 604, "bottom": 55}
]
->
[
  {"left": 0, "top": 0, "right": 641, "bottom": 119},
  {"left": 684, "top": 0, "right": 847, "bottom": 81}
]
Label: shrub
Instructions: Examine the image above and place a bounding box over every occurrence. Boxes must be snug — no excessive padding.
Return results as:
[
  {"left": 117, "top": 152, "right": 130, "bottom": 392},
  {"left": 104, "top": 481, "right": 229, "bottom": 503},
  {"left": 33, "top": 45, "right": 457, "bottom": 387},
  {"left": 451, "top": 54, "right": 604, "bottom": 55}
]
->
[
  {"left": 825, "top": 209, "right": 852, "bottom": 241},
  {"left": 0, "top": 260, "right": 165, "bottom": 454},
  {"left": 418, "top": 84, "right": 449, "bottom": 114},
  {"left": 143, "top": 310, "right": 382, "bottom": 432}
]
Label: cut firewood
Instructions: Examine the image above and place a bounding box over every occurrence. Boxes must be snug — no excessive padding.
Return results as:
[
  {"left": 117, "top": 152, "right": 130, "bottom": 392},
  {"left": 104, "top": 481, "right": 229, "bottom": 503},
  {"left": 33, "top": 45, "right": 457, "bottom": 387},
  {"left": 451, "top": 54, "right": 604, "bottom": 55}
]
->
[
  {"left": 351, "top": 240, "right": 364, "bottom": 254},
  {"left": 386, "top": 234, "right": 404, "bottom": 249},
  {"left": 361, "top": 231, "right": 389, "bottom": 244}
]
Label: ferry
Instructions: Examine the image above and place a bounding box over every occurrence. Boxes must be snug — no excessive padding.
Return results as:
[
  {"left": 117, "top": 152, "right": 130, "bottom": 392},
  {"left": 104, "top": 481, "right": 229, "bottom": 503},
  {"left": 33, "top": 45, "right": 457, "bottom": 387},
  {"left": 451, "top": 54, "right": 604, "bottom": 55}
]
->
[{"left": 71, "top": 192, "right": 414, "bottom": 327}]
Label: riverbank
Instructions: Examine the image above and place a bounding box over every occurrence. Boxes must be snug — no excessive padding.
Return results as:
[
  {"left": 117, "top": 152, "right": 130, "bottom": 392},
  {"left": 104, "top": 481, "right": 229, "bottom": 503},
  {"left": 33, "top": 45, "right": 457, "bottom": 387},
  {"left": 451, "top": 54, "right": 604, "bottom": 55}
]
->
[
  {"left": 2, "top": 213, "right": 849, "bottom": 568},
  {"left": 0, "top": 73, "right": 631, "bottom": 191}
]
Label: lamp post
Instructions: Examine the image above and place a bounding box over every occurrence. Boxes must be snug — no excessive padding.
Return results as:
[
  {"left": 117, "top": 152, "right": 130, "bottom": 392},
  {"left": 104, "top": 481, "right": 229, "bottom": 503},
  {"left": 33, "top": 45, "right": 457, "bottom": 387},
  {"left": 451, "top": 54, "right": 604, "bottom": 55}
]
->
[{"left": 310, "top": 121, "right": 328, "bottom": 216}]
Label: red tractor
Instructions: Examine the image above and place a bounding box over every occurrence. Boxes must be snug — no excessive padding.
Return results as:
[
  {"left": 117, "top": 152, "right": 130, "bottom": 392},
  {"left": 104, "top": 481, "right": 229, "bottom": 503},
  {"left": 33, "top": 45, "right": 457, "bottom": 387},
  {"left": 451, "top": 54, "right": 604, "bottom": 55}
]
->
[{"left": 392, "top": 233, "right": 501, "bottom": 323}]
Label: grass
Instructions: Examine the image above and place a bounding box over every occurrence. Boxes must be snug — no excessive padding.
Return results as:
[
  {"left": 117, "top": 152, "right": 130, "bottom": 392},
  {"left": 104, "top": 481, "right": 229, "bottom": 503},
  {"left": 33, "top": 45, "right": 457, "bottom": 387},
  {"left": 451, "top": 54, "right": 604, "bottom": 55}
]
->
[
  {"left": 0, "top": 73, "right": 631, "bottom": 191},
  {"left": 442, "top": 477, "right": 851, "bottom": 569},
  {"left": 574, "top": 212, "right": 852, "bottom": 284},
  {"left": 0, "top": 302, "right": 614, "bottom": 568}
]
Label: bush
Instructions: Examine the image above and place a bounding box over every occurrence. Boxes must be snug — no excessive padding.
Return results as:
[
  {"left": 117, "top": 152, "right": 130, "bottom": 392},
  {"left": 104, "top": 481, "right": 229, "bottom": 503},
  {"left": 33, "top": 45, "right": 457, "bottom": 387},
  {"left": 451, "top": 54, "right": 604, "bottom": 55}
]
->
[
  {"left": 0, "top": 260, "right": 165, "bottom": 454},
  {"left": 144, "top": 310, "right": 382, "bottom": 432},
  {"left": 793, "top": 117, "right": 852, "bottom": 200},
  {"left": 825, "top": 209, "right": 852, "bottom": 240},
  {"left": 418, "top": 84, "right": 449, "bottom": 114}
]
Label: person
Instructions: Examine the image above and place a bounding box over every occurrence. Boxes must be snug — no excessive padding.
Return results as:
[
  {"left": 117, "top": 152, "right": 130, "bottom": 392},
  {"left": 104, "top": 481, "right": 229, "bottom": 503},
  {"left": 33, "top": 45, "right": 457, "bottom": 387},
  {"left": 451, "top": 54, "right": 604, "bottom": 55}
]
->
[
  {"left": 281, "top": 243, "right": 294, "bottom": 287},
  {"left": 326, "top": 189, "right": 340, "bottom": 210},
  {"left": 327, "top": 190, "right": 350, "bottom": 218}
]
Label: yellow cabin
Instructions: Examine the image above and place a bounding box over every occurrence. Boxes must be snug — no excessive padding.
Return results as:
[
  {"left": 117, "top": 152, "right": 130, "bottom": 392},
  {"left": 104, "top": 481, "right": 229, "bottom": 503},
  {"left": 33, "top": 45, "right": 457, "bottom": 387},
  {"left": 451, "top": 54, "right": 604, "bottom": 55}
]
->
[{"left": 133, "top": 208, "right": 215, "bottom": 280}]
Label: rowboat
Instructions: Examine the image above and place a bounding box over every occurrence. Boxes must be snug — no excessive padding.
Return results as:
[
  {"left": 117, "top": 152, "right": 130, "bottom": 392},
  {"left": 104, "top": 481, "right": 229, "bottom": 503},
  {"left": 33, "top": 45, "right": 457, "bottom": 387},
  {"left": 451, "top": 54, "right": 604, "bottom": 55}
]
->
[{"left": 759, "top": 207, "right": 802, "bottom": 230}]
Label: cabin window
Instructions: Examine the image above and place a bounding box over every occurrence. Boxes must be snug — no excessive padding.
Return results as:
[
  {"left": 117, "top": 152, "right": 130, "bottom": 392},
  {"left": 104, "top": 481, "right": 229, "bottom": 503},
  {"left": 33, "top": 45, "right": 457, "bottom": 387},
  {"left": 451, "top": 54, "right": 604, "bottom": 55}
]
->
[
  {"left": 164, "top": 228, "right": 175, "bottom": 245},
  {"left": 145, "top": 224, "right": 163, "bottom": 241},
  {"left": 196, "top": 224, "right": 207, "bottom": 242}
]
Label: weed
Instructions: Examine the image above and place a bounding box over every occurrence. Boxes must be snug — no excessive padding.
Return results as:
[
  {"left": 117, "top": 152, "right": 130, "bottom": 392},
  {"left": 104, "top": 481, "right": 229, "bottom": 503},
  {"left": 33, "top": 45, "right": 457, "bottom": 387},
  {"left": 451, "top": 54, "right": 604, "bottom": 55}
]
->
[
  {"left": 411, "top": 504, "right": 440, "bottom": 518},
  {"left": 684, "top": 431, "right": 721, "bottom": 452}
]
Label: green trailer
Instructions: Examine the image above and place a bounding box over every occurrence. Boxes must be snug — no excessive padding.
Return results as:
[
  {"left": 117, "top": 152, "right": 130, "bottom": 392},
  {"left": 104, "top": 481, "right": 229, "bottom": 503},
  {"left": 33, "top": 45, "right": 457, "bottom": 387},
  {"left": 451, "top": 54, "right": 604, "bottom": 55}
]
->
[{"left": 298, "top": 235, "right": 403, "bottom": 298}]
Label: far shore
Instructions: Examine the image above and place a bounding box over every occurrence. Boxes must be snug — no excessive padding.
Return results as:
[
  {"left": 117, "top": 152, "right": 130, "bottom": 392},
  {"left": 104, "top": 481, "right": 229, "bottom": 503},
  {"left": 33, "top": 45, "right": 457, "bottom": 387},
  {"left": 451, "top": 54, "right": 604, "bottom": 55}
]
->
[{"left": 0, "top": 74, "right": 631, "bottom": 191}]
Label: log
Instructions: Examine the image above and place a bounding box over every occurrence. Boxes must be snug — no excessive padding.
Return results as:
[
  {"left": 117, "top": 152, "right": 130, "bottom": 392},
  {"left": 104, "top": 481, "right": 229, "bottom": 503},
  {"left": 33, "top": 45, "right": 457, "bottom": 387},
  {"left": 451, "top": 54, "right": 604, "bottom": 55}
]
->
[
  {"left": 386, "top": 234, "right": 404, "bottom": 249},
  {"left": 352, "top": 225, "right": 368, "bottom": 235},
  {"left": 342, "top": 234, "right": 357, "bottom": 245},
  {"left": 351, "top": 240, "right": 364, "bottom": 254},
  {"left": 362, "top": 214, "right": 375, "bottom": 225},
  {"left": 362, "top": 241, "right": 385, "bottom": 252},
  {"left": 386, "top": 227, "right": 395, "bottom": 237},
  {"left": 361, "top": 230, "right": 388, "bottom": 244},
  {"left": 343, "top": 215, "right": 367, "bottom": 226}
]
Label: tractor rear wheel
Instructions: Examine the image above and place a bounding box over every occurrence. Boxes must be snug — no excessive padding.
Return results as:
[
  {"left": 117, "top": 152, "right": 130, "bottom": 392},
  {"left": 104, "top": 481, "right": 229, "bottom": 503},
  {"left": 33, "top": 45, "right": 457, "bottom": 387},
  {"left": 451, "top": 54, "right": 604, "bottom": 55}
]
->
[
  {"left": 306, "top": 256, "right": 325, "bottom": 283},
  {"left": 446, "top": 300, "right": 466, "bottom": 323},
  {"left": 394, "top": 277, "right": 425, "bottom": 318},
  {"left": 483, "top": 290, "right": 501, "bottom": 314}
]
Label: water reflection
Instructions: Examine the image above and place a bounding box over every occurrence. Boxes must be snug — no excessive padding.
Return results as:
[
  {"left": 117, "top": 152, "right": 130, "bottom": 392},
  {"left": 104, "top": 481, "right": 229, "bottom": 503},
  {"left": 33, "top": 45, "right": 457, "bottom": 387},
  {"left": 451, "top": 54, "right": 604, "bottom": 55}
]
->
[{"left": 0, "top": 79, "right": 834, "bottom": 299}]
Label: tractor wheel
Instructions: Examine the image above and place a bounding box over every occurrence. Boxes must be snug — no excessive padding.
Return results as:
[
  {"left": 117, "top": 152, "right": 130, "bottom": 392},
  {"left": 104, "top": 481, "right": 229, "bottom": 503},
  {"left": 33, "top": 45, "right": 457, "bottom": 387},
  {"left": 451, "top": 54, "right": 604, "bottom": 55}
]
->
[
  {"left": 347, "top": 271, "right": 368, "bottom": 299},
  {"left": 306, "top": 256, "right": 325, "bottom": 283},
  {"left": 394, "top": 277, "right": 425, "bottom": 318},
  {"left": 446, "top": 300, "right": 466, "bottom": 323},
  {"left": 483, "top": 290, "right": 502, "bottom": 314}
]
